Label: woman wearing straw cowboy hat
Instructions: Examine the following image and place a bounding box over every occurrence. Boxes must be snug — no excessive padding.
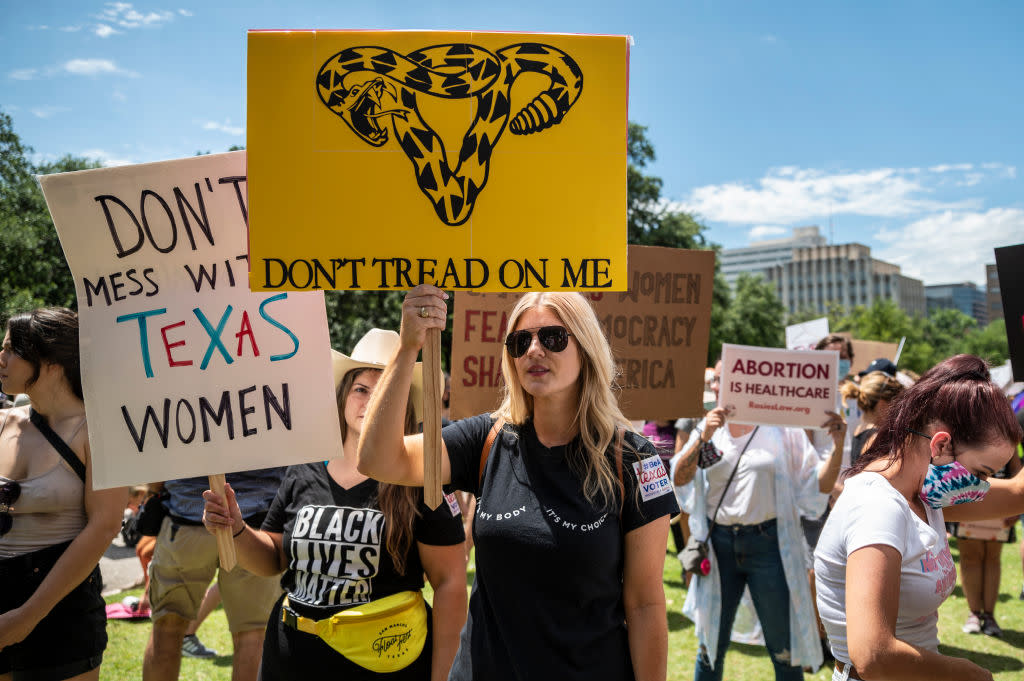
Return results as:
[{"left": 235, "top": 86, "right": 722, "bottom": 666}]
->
[
  {"left": 358, "top": 286, "right": 679, "bottom": 681},
  {"left": 202, "top": 328, "right": 467, "bottom": 681}
]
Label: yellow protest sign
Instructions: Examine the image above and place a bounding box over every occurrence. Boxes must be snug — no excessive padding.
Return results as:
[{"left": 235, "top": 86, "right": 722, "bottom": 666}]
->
[{"left": 247, "top": 30, "right": 629, "bottom": 292}]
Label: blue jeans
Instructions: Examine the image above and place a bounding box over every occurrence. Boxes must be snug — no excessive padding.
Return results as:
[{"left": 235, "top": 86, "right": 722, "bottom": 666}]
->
[{"left": 693, "top": 519, "right": 803, "bottom": 681}]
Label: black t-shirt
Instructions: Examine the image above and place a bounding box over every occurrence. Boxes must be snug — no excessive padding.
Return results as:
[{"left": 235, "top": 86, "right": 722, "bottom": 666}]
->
[
  {"left": 442, "top": 414, "right": 679, "bottom": 681},
  {"left": 850, "top": 427, "right": 876, "bottom": 468},
  {"left": 262, "top": 462, "right": 465, "bottom": 617}
]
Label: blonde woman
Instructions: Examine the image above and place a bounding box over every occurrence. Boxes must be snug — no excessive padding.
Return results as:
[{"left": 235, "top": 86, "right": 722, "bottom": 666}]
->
[
  {"left": 358, "top": 285, "right": 678, "bottom": 681},
  {"left": 840, "top": 371, "right": 904, "bottom": 469}
]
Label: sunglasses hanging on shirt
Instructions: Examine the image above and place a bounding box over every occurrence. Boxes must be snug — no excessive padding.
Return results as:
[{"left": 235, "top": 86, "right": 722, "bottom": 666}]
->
[{"left": 0, "top": 479, "right": 21, "bottom": 536}]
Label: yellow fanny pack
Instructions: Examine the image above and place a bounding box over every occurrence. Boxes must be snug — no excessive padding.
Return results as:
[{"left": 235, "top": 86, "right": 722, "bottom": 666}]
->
[{"left": 281, "top": 591, "right": 427, "bottom": 672}]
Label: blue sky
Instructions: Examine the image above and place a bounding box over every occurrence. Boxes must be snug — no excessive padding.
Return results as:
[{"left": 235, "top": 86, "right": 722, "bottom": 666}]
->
[{"left": 3, "top": 1, "right": 1022, "bottom": 288}]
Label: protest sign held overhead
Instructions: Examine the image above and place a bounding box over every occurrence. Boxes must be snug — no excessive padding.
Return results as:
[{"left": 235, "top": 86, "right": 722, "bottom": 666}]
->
[
  {"left": 246, "top": 30, "right": 629, "bottom": 292},
  {"left": 451, "top": 245, "right": 715, "bottom": 420},
  {"left": 39, "top": 152, "right": 342, "bottom": 489},
  {"left": 719, "top": 344, "right": 839, "bottom": 429},
  {"left": 995, "top": 243, "right": 1024, "bottom": 381},
  {"left": 846, "top": 338, "right": 899, "bottom": 377},
  {"left": 785, "top": 317, "right": 829, "bottom": 351}
]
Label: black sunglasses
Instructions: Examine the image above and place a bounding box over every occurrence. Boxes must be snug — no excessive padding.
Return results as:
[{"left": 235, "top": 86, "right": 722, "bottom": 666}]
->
[
  {"left": 504, "top": 326, "right": 572, "bottom": 358},
  {"left": 0, "top": 479, "right": 21, "bottom": 537}
]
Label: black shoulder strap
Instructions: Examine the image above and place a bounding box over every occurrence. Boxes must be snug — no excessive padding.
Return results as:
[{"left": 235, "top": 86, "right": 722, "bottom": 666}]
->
[
  {"left": 30, "top": 408, "right": 87, "bottom": 483},
  {"left": 615, "top": 427, "right": 626, "bottom": 532},
  {"left": 706, "top": 426, "right": 759, "bottom": 535}
]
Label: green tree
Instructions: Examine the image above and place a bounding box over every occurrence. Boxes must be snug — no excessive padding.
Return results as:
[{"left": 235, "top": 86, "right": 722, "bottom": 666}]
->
[
  {"left": 627, "top": 122, "right": 708, "bottom": 250},
  {"left": 716, "top": 273, "right": 785, "bottom": 351},
  {"left": 626, "top": 122, "right": 726, "bottom": 364},
  {"left": 962, "top": 319, "right": 1010, "bottom": 366},
  {"left": 0, "top": 112, "right": 99, "bottom": 319}
]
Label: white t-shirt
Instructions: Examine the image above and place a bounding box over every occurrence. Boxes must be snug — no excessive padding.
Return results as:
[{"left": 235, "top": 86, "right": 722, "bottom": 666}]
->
[
  {"left": 813, "top": 472, "right": 956, "bottom": 664},
  {"left": 684, "top": 424, "right": 816, "bottom": 526}
]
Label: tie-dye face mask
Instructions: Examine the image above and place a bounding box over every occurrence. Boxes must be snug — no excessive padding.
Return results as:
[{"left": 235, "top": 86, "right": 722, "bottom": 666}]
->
[{"left": 919, "top": 461, "right": 990, "bottom": 509}]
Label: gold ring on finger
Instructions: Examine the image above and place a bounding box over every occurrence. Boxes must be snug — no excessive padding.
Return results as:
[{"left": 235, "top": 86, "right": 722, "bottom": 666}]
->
[{"left": 419, "top": 307, "right": 429, "bottom": 318}]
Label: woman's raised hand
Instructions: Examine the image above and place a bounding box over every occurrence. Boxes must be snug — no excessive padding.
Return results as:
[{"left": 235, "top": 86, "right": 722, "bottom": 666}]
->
[
  {"left": 202, "top": 483, "right": 244, "bottom": 536},
  {"left": 701, "top": 405, "right": 732, "bottom": 442},
  {"left": 401, "top": 284, "right": 449, "bottom": 351},
  {"left": 821, "top": 410, "right": 847, "bottom": 446}
]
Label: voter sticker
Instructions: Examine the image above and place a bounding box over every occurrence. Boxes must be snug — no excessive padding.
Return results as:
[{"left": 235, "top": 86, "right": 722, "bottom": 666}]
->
[
  {"left": 444, "top": 491, "right": 462, "bottom": 517},
  {"left": 632, "top": 456, "right": 672, "bottom": 502}
]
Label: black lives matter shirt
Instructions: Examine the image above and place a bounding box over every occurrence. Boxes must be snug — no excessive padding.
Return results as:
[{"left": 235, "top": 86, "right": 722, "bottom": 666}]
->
[
  {"left": 442, "top": 415, "right": 679, "bottom": 681},
  {"left": 262, "top": 463, "right": 465, "bottom": 616}
]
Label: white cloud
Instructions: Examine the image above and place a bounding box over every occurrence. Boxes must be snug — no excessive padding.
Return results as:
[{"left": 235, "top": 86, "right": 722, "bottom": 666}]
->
[
  {"left": 9, "top": 68, "right": 39, "bottom": 80},
  {"left": 760, "top": 34, "right": 779, "bottom": 44},
  {"left": 80, "top": 148, "right": 134, "bottom": 167},
  {"left": 748, "top": 225, "right": 787, "bottom": 240},
  {"left": 981, "top": 162, "right": 1017, "bottom": 179},
  {"left": 31, "top": 106, "right": 71, "bottom": 119},
  {"left": 178, "top": 9, "right": 193, "bottom": 17},
  {"left": 202, "top": 120, "right": 245, "bottom": 136},
  {"left": 873, "top": 208, "right": 1024, "bottom": 286},
  {"left": 94, "top": 24, "right": 119, "bottom": 38},
  {"left": 112, "top": 90, "right": 127, "bottom": 102},
  {"left": 60, "top": 25, "right": 83, "bottom": 32},
  {"left": 675, "top": 164, "right": 1009, "bottom": 225},
  {"left": 928, "top": 163, "right": 973, "bottom": 173},
  {"left": 98, "top": 2, "right": 176, "bottom": 28},
  {"left": 62, "top": 58, "right": 137, "bottom": 77}
]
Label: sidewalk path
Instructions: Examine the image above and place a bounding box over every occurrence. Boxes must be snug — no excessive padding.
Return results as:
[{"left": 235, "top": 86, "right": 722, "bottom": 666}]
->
[{"left": 99, "top": 535, "right": 145, "bottom": 597}]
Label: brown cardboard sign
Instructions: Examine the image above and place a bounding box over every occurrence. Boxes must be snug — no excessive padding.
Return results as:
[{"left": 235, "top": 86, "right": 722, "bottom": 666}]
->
[
  {"left": 450, "top": 245, "right": 715, "bottom": 420},
  {"left": 839, "top": 335, "right": 900, "bottom": 377}
]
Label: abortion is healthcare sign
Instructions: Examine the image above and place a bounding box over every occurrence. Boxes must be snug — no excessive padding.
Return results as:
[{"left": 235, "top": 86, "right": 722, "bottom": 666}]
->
[
  {"left": 39, "top": 152, "right": 342, "bottom": 489},
  {"left": 247, "top": 30, "right": 629, "bottom": 292},
  {"left": 719, "top": 344, "right": 839, "bottom": 429}
]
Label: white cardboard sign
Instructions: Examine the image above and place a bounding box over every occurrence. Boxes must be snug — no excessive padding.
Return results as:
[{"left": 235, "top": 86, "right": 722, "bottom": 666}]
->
[
  {"left": 719, "top": 344, "right": 839, "bottom": 429},
  {"left": 785, "top": 317, "right": 829, "bottom": 351},
  {"left": 39, "top": 152, "right": 341, "bottom": 488}
]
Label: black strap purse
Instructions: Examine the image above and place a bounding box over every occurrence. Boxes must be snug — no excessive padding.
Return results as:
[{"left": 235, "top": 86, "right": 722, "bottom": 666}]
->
[{"left": 680, "top": 427, "right": 760, "bottom": 576}]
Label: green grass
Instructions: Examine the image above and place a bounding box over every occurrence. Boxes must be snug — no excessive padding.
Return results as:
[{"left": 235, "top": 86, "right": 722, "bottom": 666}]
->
[{"left": 101, "top": 537, "right": 1024, "bottom": 680}]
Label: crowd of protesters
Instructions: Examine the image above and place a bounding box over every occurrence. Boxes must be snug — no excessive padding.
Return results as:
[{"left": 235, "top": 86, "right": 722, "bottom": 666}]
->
[{"left": 2, "top": 300, "right": 1024, "bottom": 681}]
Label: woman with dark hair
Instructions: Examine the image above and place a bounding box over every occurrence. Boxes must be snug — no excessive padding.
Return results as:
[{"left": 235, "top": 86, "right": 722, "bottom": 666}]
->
[
  {"left": 202, "top": 328, "right": 467, "bottom": 680},
  {"left": 357, "top": 285, "right": 678, "bottom": 681},
  {"left": 0, "top": 308, "right": 127, "bottom": 681},
  {"left": 815, "top": 354, "right": 1024, "bottom": 681}
]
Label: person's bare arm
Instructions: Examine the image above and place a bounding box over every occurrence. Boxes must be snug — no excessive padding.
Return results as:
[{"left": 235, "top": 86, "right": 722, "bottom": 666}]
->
[
  {"left": 845, "top": 545, "right": 991, "bottom": 680},
  {"left": 0, "top": 432, "right": 126, "bottom": 649},
  {"left": 943, "top": 463, "right": 1024, "bottom": 523},
  {"left": 357, "top": 285, "right": 452, "bottom": 486},
  {"left": 202, "top": 483, "right": 286, "bottom": 576},
  {"left": 817, "top": 411, "right": 846, "bottom": 493},
  {"left": 673, "top": 408, "right": 728, "bottom": 486},
  {"left": 419, "top": 542, "right": 468, "bottom": 681},
  {"left": 623, "top": 517, "right": 670, "bottom": 681}
]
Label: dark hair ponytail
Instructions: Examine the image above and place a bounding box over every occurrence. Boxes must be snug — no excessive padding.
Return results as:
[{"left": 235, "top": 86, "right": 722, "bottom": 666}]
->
[
  {"left": 336, "top": 368, "right": 422, "bottom": 574},
  {"left": 846, "top": 354, "right": 1022, "bottom": 477}
]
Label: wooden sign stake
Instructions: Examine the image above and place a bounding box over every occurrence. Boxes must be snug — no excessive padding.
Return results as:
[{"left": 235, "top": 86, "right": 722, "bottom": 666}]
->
[
  {"left": 208, "top": 473, "right": 237, "bottom": 571},
  {"left": 423, "top": 328, "right": 444, "bottom": 509}
]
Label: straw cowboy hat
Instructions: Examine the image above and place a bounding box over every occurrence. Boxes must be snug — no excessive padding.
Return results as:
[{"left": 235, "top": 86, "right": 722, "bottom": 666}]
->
[{"left": 332, "top": 329, "right": 426, "bottom": 423}]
